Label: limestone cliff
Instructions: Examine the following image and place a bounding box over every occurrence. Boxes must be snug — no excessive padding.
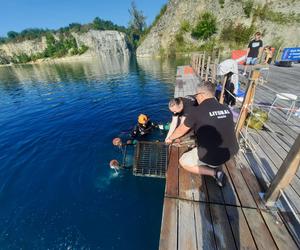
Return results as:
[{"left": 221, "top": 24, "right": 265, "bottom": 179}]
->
[
  {"left": 0, "top": 30, "right": 130, "bottom": 64},
  {"left": 137, "top": 0, "right": 300, "bottom": 57},
  {"left": 73, "top": 30, "right": 130, "bottom": 58}
]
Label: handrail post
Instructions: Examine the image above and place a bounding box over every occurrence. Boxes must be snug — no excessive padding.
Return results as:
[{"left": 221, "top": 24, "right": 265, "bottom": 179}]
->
[
  {"left": 235, "top": 70, "right": 260, "bottom": 137},
  {"left": 205, "top": 56, "right": 211, "bottom": 81},
  {"left": 219, "top": 75, "right": 228, "bottom": 104},
  {"left": 264, "top": 134, "right": 300, "bottom": 206},
  {"left": 200, "top": 52, "right": 206, "bottom": 79}
]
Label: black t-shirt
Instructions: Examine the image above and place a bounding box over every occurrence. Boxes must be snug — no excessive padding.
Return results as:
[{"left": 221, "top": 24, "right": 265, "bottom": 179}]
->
[
  {"left": 184, "top": 98, "right": 239, "bottom": 165},
  {"left": 248, "top": 39, "right": 263, "bottom": 58},
  {"left": 182, "top": 96, "right": 198, "bottom": 116},
  {"left": 174, "top": 96, "right": 198, "bottom": 127}
]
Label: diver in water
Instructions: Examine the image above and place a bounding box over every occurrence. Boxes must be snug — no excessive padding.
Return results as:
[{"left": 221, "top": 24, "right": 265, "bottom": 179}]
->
[
  {"left": 131, "top": 114, "right": 157, "bottom": 138},
  {"left": 110, "top": 114, "right": 170, "bottom": 171}
]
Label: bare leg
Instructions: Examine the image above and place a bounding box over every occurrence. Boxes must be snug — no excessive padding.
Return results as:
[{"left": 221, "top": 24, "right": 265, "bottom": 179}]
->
[{"left": 179, "top": 158, "right": 216, "bottom": 177}]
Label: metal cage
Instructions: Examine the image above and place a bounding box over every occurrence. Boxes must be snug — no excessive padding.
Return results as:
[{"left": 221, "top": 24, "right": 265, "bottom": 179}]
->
[{"left": 133, "top": 141, "right": 169, "bottom": 178}]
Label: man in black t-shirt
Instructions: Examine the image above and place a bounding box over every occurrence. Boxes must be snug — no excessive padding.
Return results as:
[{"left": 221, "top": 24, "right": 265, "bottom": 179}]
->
[
  {"left": 165, "top": 96, "right": 198, "bottom": 142},
  {"left": 243, "top": 32, "right": 263, "bottom": 76},
  {"left": 166, "top": 82, "right": 239, "bottom": 187}
]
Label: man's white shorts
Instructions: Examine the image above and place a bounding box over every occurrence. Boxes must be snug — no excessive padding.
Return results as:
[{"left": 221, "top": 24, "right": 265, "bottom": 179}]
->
[
  {"left": 245, "top": 57, "right": 258, "bottom": 65},
  {"left": 179, "top": 147, "right": 219, "bottom": 168}
]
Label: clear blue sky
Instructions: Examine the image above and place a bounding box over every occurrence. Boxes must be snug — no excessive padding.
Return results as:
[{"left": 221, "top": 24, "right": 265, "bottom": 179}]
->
[{"left": 0, "top": 0, "right": 168, "bottom": 37}]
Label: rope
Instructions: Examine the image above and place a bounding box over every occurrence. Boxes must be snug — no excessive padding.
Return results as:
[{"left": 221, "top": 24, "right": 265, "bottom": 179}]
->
[
  {"left": 251, "top": 103, "right": 299, "bottom": 112},
  {"left": 259, "top": 83, "right": 297, "bottom": 97}
]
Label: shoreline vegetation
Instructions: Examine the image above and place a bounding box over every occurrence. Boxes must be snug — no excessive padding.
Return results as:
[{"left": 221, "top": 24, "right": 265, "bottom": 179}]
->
[
  {"left": 1, "top": 0, "right": 299, "bottom": 66},
  {"left": 0, "top": 1, "right": 147, "bottom": 66},
  {"left": 0, "top": 17, "right": 127, "bottom": 66},
  {"left": 0, "top": 53, "right": 97, "bottom": 68}
]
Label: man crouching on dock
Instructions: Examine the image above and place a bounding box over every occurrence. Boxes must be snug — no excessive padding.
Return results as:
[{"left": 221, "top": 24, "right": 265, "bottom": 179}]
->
[{"left": 165, "top": 81, "right": 239, "bottom": 187}]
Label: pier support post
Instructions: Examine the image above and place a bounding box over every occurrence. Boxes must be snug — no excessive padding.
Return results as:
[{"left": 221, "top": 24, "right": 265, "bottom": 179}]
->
[{"left": 264, "top": 134, "right": 300, "bottom": 206}]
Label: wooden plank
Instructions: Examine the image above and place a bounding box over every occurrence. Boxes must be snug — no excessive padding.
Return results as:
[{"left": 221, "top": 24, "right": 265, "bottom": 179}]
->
[
  {"left": 265, "top": 134, "right": 300, "bottom": 206},
  {"left": 225, "top": 206, "right": 257, "bottom": 250},
  {"left": 201, "top": 53, "right": 205, "bottom": 79},
  {"left": 226, "top": 159, "right": 257, "bottom": 208},
  {"left": 165, "top": 146, "right": 179, "bottom": 197},
  {"left": 219, "top": 75, "right": 227, "bottom": 104},
  {"left": 210, "top": 204, "right": 237, "bottom": 250},
  {"left": 242, "top": 149, "right": 300, "bottom": 214},
  {"left": 204, "top": 175, "right": 224, "bottom": 204},
  {"left": 178, "top": 166, "right": 208, "bottom": 202},
  {"left": 243, "top": 130, "right": 300, "bottom": 213},
  {"left": 261, "top": 210, "right": 299, "bottom": 250},
  {"left": 179, "top": 167, "right": 193, "bottom": 200},
  {"left": 247, "top": 131, "right": 300, "bottom": 195},
  {"left": 178, "top": 200, "right": 197, "bottom": 250},
  {"left": 205, "top": 56, "right": 211, "bottom": 81},
  {"left": 235, "top": 79, "right": 256, "bottom": 136},
  {"left": 159, "top": 198, "right": 178, "bottom": 250},
  {"left": 243, "top": 208, "right": 277, "bottom": 249},
  {"left": 190, "top": 174, "right": 208, "bottom": 202},
  {"left": 178, "top": 146, "right": 208, "bottom": 202},
  {"left": 238, "top": 161, "right": 266, "bottom": 210},
  {"left": 194, "top": 202, "right": 216, "bottom": 250},
  {"left": 221, "top": 165, "right": 241, "bottom": 206}
]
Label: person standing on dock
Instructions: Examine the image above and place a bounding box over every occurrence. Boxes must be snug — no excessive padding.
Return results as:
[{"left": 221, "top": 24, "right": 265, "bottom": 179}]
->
[
  {"left": 165, "top": 81, "right": 239, "bottom": 187},
  {"left": 243, "top": 32, "right": 263, "bottom": 76}
]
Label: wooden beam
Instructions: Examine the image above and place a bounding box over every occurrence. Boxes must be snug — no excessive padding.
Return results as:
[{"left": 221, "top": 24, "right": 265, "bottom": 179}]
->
[
  {"left": 200, "top": 52, "right": 206, "bottom": 79},
  {"left": 205, "top": 56, "right": 211, "bottom": 81},
  {"left": 196, "top": 54, "right": 200, "bottom": 76},
  {"left": 235, "top": 70, "right": 260, "bottom": 137},
  {"left": 264, "top": 134, "right": 300, "bottom": 206},
  {"left": 211, "top": 59, "right": 218, "bottom": 84},
  {"left": 219, "top": 75, "right": 227, "bottom": 104}
]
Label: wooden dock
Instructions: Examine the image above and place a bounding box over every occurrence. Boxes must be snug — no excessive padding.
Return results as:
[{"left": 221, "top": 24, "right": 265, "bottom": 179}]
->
[{"left": 159, "top": 65, "right": 300, "bottom": 249}]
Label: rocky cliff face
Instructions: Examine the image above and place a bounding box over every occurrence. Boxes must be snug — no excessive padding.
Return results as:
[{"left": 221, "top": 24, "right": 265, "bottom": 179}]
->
[
  {"left": 0, "top": 37, "right": 47, "bottom": 58},
  {"left": 0, "top": 30, "right": 130, "bottom": 63},
  {"left": 73, "top": 30, "right": 130, "bottom": 58},
  {"left": 137, "top": 0, "right": 300, "bottom": 57}
]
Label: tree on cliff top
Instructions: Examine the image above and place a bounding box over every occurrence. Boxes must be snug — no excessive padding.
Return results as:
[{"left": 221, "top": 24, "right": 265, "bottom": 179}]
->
[
  {"left": 128, "top": 1, "right": 146, "bottom": 33},
  {"left": 128, "top": 1, "right": 146, "bottom": 50}
]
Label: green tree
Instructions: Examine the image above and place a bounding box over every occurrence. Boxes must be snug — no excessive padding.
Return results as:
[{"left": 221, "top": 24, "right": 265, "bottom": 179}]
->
[
  {"left": 92, "top": 17, "right": 103, "bottom": 30},
  {"left": 243, "top": 0, "right": 254, "bottom": 18},
  {"left": 191, "top": 12, "right": 217, "bottom": 40},
  {"left": 7, "top": 31, "right": 19, "bottom": 40},
  {"left": 128, "top": 1, "right": 146, "bottom": 33},
  {"left": 44, "top": 33, "right": 56, "bottom": 57},
  {"left": 69, "top": 23, "right": 82, "bottom": 32},
  {"left": 128, "top": 1, "right": 146, "bottom": 49}
]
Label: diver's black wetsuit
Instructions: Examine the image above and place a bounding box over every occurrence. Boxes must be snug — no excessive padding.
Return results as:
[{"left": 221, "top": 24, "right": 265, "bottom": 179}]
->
[{"left": 131, "top": 121, "right": 156, "bottom": 138}]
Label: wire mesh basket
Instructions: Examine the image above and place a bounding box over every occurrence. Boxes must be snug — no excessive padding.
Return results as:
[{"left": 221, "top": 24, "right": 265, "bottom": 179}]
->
[{"left": 133, "top": 141, "right": 169, "bottom": 178}]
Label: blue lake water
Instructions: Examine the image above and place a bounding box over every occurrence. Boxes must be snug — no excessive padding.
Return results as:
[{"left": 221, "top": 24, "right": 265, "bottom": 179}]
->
[{"left": 0, "top": 56, "right": 188, "bottom": 249}]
